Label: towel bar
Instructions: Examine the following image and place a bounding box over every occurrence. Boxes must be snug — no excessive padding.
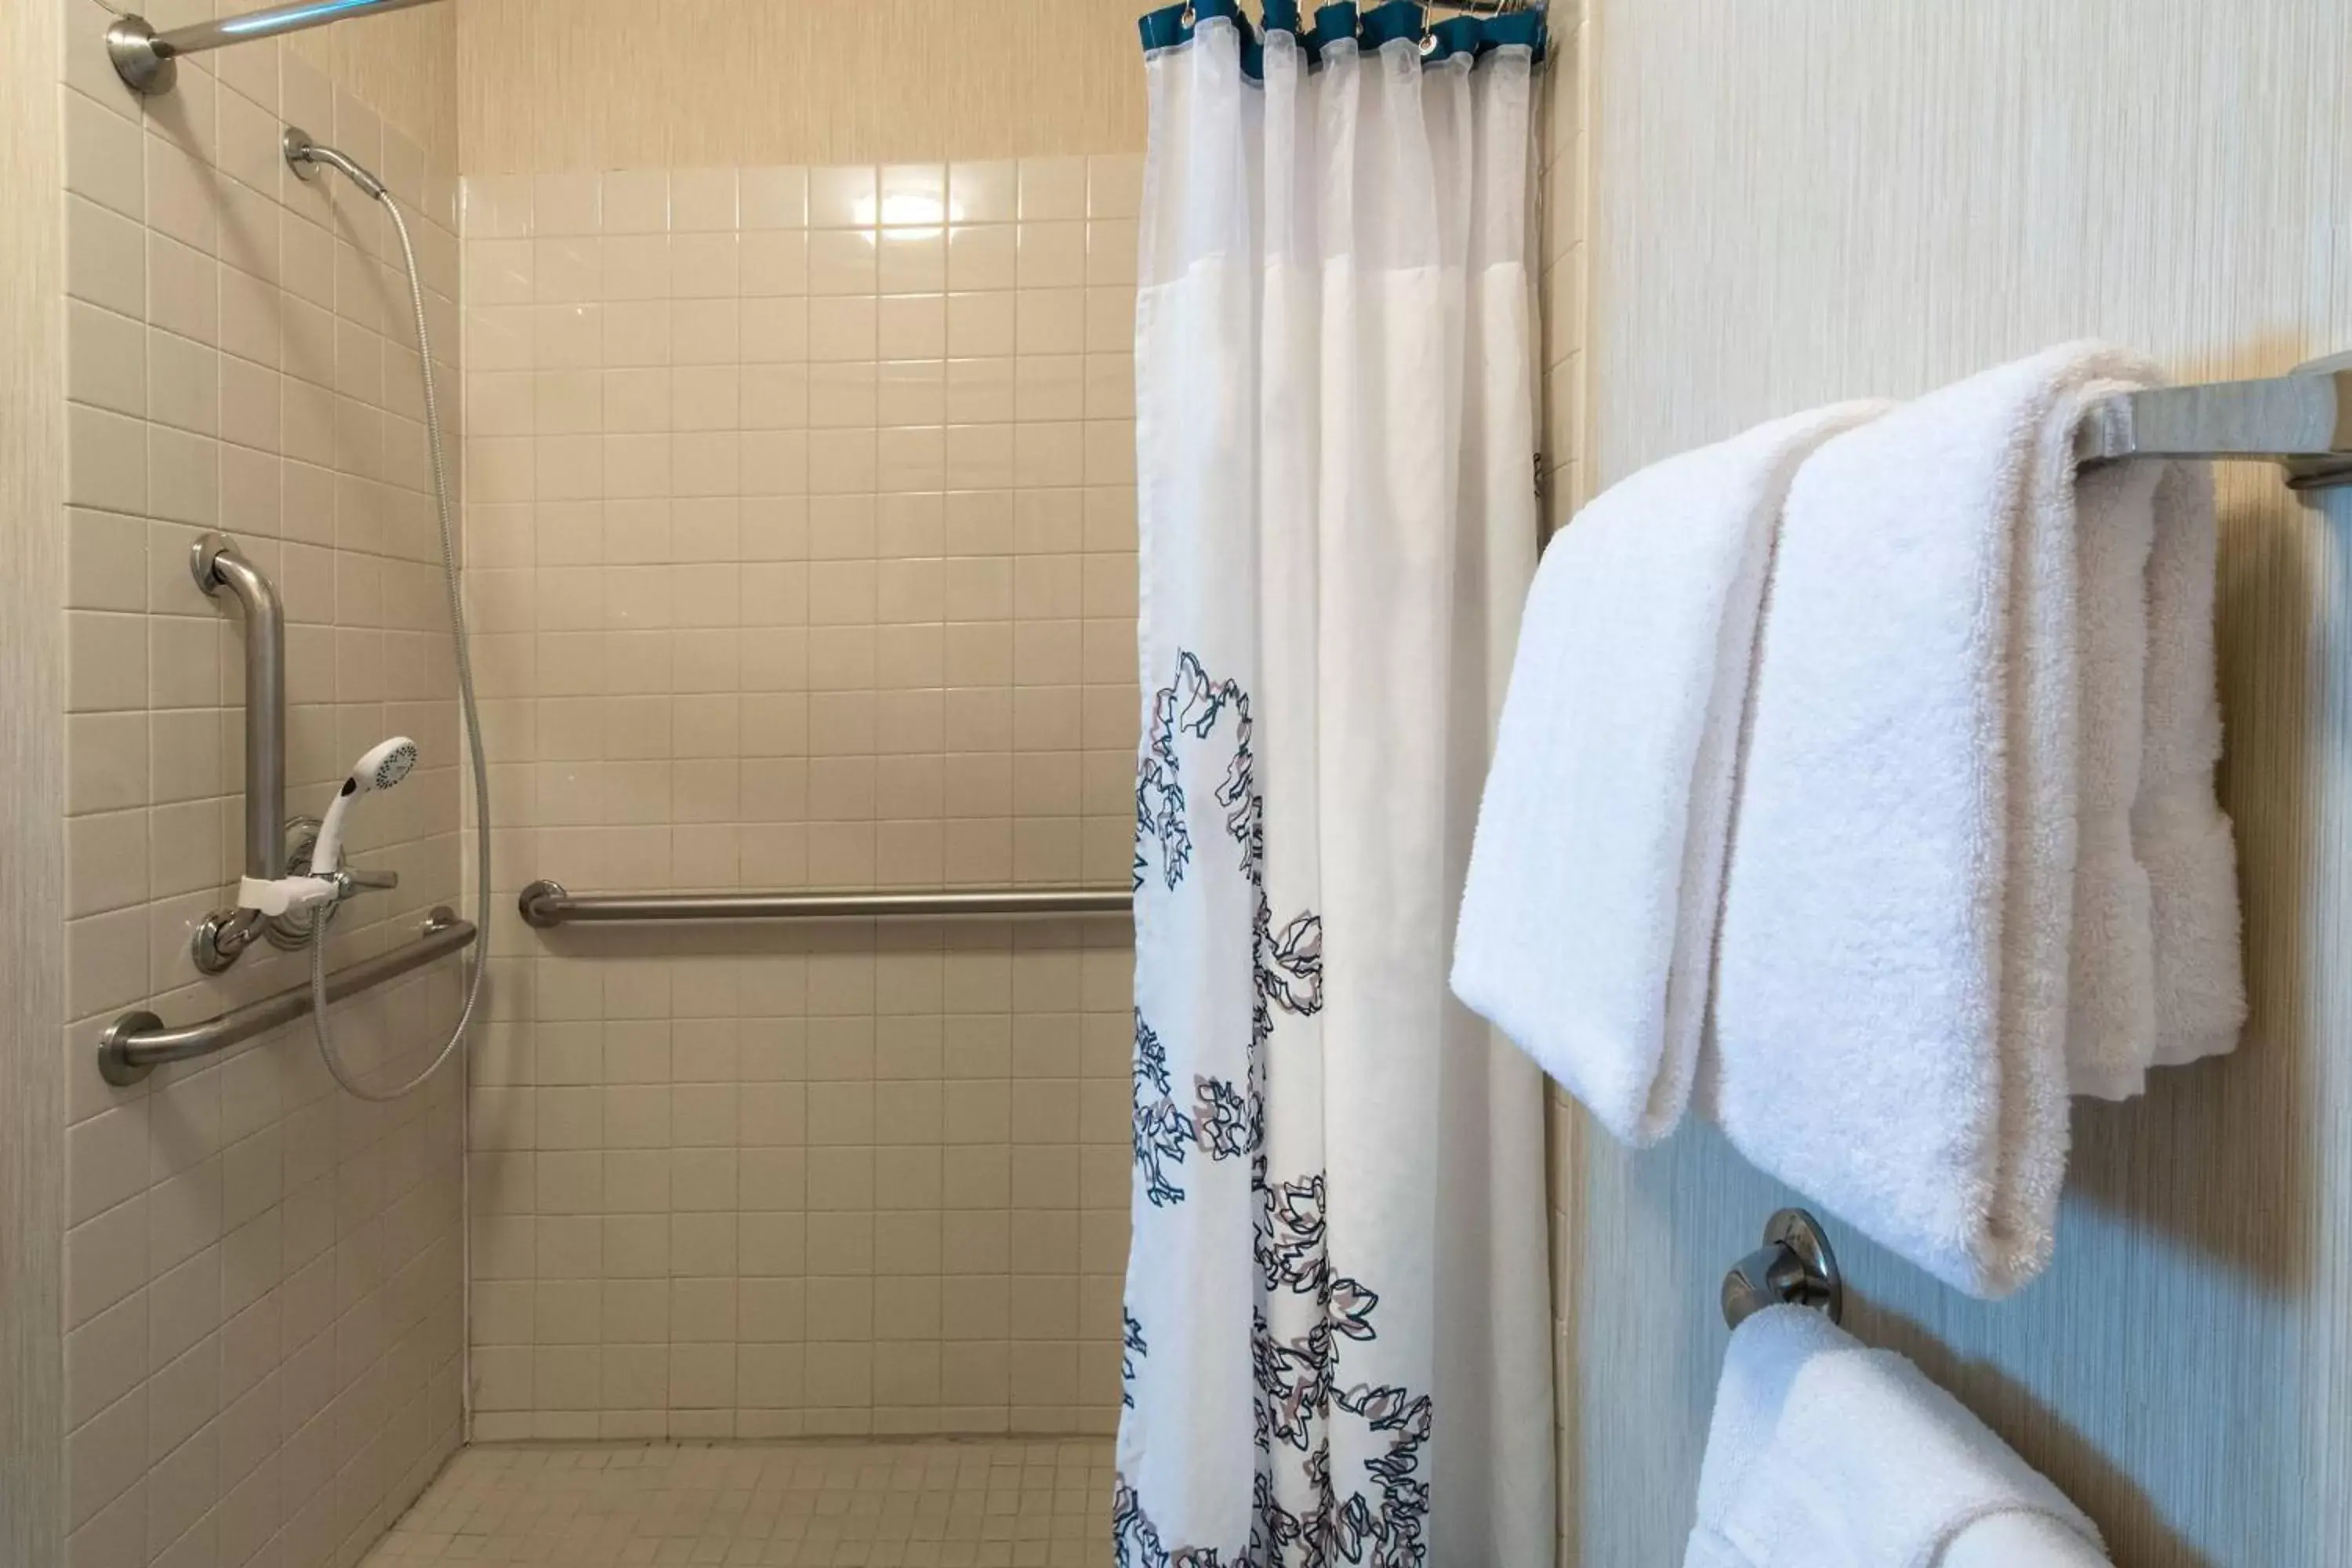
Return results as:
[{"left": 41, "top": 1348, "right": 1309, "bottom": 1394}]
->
[
  {"left": 1722, "top": 1208, "right": 1843, "bottom": 1328},
  {"left": 2075, "top": 351, "right": 2352, "bottom": 489}
]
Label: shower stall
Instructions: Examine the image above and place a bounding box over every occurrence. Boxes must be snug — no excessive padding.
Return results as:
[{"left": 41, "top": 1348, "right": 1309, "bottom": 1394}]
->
[
  {"left": 25, "top": 0, "right": 1208, "bottom": 1559},
  {"left": 3, "top": 0, "right": 1584, "bottom": 1557}
]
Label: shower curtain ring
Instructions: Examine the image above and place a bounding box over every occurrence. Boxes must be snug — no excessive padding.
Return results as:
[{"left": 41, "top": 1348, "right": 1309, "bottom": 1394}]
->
[{"left": 1419, "top": 1, "right": 1447, "bottom": 53}]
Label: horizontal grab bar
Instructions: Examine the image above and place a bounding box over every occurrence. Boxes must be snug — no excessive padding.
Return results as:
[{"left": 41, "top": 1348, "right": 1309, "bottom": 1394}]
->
[
  {"left": 98, "top": 908, "right": 476, "bottom": 1087},
  {"left": 518, "top": 880, "right": 1133, "bottom": 928}
]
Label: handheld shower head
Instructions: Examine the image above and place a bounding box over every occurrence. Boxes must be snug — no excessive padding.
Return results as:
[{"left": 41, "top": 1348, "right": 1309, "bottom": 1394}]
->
[
  {"left": 313, "top": 736, "right": 418, "bottom": 874},
  {"left": 357, "top": 735, "right": 419, "bottom": 793},
  {"left": 283, "top": 125, "right": 387, "bottom": 200}
]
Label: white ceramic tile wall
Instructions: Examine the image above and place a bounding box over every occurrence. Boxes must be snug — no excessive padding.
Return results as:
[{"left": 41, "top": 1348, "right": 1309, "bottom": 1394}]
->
[
  {"left": 456, "top": 155, "right": 1142, "bottom": 1440},
  {"left": 58, "top": 2, "right": 469, "bottom": 1563}
]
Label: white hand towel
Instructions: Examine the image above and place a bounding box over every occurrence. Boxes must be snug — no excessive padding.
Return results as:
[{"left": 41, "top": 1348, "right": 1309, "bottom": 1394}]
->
[
  {"left": 1452, "top": 402, "right": 1886, "bottom": 1145},
  {"left": 1686, "top": 1305, "right": 2107, "bottom": 1568},
  {"left": 1707, "top": 343, "right": 2161, "bottom": 1298},
  {"left": 1685, "top": 1304, "right": 1853, "bottom": 1568},
  {"left": 2139, "top": 461, "right": 2248, "bottom": 1069}
]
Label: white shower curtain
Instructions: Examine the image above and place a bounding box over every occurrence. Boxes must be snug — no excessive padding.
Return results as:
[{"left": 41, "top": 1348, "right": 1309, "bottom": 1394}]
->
[{"left": 1117, "top": 2, "right": 1555, "bottom": 1562}]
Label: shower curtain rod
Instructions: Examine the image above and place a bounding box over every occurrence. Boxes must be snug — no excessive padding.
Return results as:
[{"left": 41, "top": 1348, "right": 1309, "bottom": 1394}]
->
[{"left": 107, "top": 0, "right": 447, "bottom": 96}]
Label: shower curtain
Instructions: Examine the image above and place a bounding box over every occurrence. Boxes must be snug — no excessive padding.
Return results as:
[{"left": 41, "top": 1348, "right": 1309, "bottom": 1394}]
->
[{"left": 1118, "top": 2, "right": 1554, "bottom": 1563}]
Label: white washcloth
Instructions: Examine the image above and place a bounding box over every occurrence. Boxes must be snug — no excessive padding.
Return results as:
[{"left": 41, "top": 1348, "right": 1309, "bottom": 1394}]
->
[
  {"left": 1452, "top": 402, "right": 1886, "bottom": 1145},
  {"left": 1708, "top": 343, "right": 2164, "bottom": 1297},
  {"left": 1686, "top": 1305, "right": 2107, "bottom": 1568},
  {"left": 2139, "top": 461, "right": 2248, "bottom": 1070}
]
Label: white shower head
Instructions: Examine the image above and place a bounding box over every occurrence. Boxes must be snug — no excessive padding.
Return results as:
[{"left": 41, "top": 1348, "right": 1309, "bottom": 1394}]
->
[
  {"left": 313, "top": 736, "right": 418, "bottom": 875},
  {"left": 351, "top": 735, "right": 419, "bottom": 794}
]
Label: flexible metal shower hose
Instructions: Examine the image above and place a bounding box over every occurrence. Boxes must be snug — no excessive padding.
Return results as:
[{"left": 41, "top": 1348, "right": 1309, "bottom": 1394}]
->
[{"left": 310, "top": 189, "right": 492, "bottom": 1102}]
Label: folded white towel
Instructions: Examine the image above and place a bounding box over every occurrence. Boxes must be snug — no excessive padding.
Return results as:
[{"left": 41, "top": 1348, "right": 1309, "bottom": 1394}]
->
[
  {"left": 1686, "top": 1305, "right": 2107, "bottom": 1568},
  {"left": 1708, "top": 343, "right": 2165, "bottom": 1297},
  {"left": 2139, "top": 461, "right": 2248, "bottom": 1070},
  {"left": 1452, "top": 402, "right": 1886, "bottom": 1145},
  {"left": 2064, "top": 433, "right": 2248, "bottom": 1098},
  {"left": 1944, "top": 1512, "right": 2118, "bottom": 1568},
  {"left": 1684, "top": 1304, "right": 1853, "bottom": 1568},
  {"left": 2061, "top": 436, "right": 2161, "bottom": 1098}
]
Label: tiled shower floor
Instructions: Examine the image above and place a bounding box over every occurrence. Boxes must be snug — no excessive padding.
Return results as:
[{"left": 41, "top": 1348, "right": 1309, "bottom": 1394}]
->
[{"left": 361, "top": 1439, "right": 1115, "bottom": 1566}]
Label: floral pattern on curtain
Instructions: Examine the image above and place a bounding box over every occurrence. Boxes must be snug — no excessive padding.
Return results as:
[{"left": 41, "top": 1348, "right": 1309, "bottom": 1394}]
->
[{"left": 1115, "top": 2, "right": 1557, "bottom": 1564}]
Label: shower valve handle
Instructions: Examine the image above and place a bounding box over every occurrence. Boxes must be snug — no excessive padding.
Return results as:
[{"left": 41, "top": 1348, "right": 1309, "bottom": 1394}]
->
[{"left": 335, "top": 867, "right": 400, "bottom": 897}]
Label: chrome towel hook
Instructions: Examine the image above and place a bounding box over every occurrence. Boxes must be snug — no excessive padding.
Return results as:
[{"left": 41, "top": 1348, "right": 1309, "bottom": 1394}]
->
[{"left": 1722, "top": 1208, "right": 1843, "bottom": 1329}]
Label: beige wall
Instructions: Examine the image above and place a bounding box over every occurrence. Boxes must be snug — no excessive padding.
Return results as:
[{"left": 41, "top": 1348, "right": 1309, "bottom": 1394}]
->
[
  {"left": 455, "top": 0, "right": 1149, "bottom": 174},
  {"left": 286, "top": 1, "right": 459, "bottom": 171},
  {"left": 57, "top": 2, "right": 469, "bottom": 1563},
  {"left": 457, "top": 155, "right": 1142, "bottom": 1439},
  {"left": 1561, "top": 2, "right": 2352, "bottom": 1563}
]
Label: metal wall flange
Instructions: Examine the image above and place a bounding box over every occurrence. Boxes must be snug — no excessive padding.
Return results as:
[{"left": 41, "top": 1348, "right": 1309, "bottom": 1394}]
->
[
  {"left": 284, "top": 125, "right": 322, "bottom": 183},
  {"left": 105, "top": 14, "right": 175, "bottom": 96},
  {"left": 2285, "top": 350, "right": 2352, "bottom": 490},
  {"left": 189, "top": 909, "right": 245, "bottom": 976},
  {"left": 190, "top": 531, "right": 236, "bottom": 594},
  {"left": 98, "top": 1012, "right": 167, "bottom": 1087},
  {"left": 1721, "top": 1207, "right": 1843, "bottom": 1329},
  {"left": 519, "top": 880, "right": 569, "bottom": 928}
]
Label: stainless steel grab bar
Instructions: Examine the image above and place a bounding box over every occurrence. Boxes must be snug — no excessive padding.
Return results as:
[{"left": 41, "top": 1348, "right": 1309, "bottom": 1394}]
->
[
  {"left": 108, "top": 0, "right": 448, "bottom": 96},
  {"left": 191, "top": 534, "right": 286, "bottom": 972},
  {"left": 98, "top": 908, "right": 476, "bottom": 1087},
  {"left": 519, "top": 880, "right": 1133, "bottom": 928}
]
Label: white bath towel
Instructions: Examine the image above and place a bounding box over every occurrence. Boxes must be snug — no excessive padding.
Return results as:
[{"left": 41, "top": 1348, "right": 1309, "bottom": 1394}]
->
[
  {"left": 2138, "top": 462, "right": 2248, "bottom": 1070},
  {"left": 1707, "top": 343, "right": 2165, "bottom": 1298},
  {"left": 1686, "top": 1305, "right": 2107, "bottom": 1568},
  {"left": 1452, "top": 402, "right": 1886, "bottom": 1145}
]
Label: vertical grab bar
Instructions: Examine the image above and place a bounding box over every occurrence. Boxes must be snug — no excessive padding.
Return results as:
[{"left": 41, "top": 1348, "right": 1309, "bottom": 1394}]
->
[{"left": 191, "top": 533, "right": 286, "bottom": 971}]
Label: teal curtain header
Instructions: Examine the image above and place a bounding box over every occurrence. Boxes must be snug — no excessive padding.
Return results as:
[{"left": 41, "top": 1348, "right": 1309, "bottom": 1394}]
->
[{"left": 1138, "top": 0, "right": 1548, "bottom": 74}]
